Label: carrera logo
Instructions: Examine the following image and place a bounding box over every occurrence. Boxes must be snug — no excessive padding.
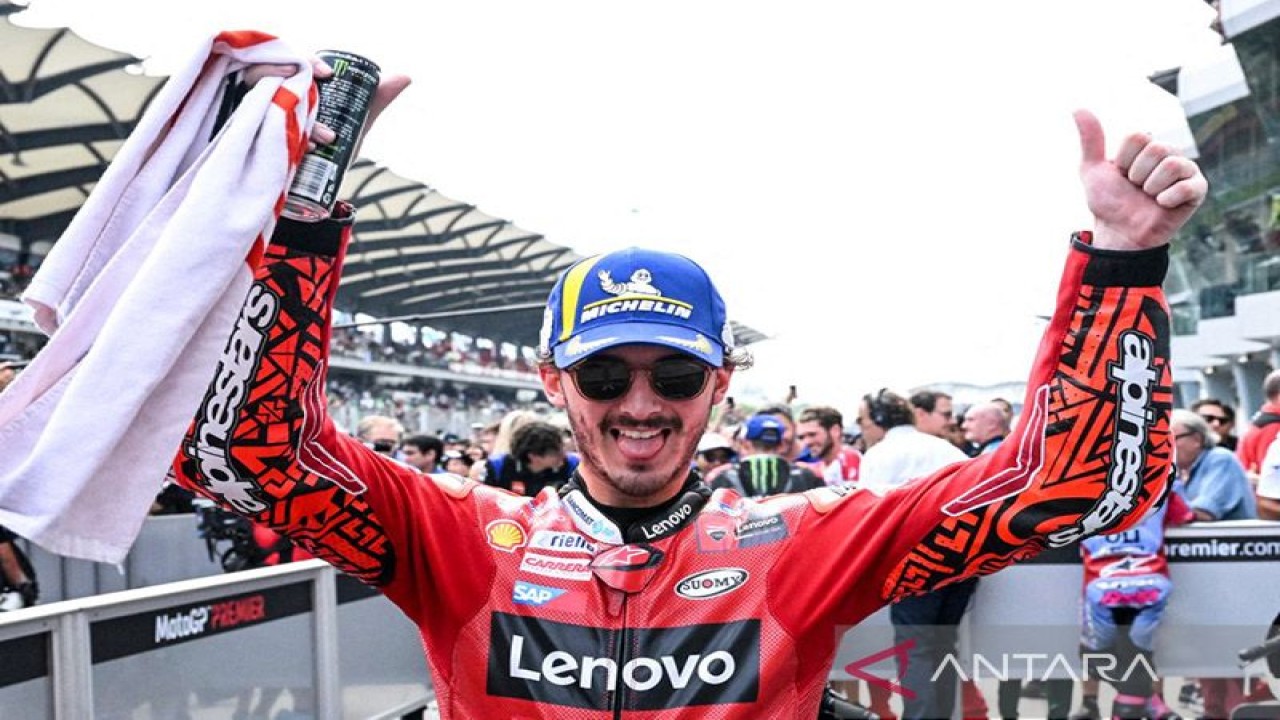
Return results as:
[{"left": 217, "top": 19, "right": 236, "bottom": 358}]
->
[
  {"left": 675, "top": 568, "right": 749, "bottom": 600},
  {"left": 487, "top": 520, "right": 528, "bottom": 552},
  {"left": 487, "top": 612, "right": 760, "bottom": 710},
  {"left": 520, "top": 553, "right": 592, "bottom": 581}
]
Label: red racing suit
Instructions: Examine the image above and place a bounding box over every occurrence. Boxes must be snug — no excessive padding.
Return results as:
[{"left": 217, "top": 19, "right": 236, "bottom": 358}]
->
[{"left": 172, "top": 210, "right": 1174, "bottom": 719}]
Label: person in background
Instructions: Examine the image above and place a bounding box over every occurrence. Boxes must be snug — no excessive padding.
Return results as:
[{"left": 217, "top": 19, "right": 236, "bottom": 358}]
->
[
  {"left": 1066, "top": 493, "right": 1194, "bottom": 720},
  {"left": 1171, "top": 409, "right": 1257, "bottom": 720},
  {"left": 962, "top": 401, "right": 1011, "bottom": 457},
  {"left": 0, "top": 361, "right": 18, "bottom": 393},
  {"left": 1172, "top": 408, "right": 1256, "bottom": 521},
  {"left": 694, "top": 431, "right": 737, "bottom": 481},
  {"left": 856, "top": 388, "right": 974, "bottom": 720},
  {"left": 796, "top": 405, "right": 862, "bottom": 486},
  {"left": 442, "top": 451, "right": 473, "bottom": 477},
  {"left": 909, "top": 390, "right": 956, "bottom": 439},
  {"left": 757, "top": 403, "right": 805, "bottom": 462},
  {"left": 0, "top": 524, "right": 37, "bottom": 611},
  {"left": 1257, "top": 435, "right": 1280, "bottom": 520},
  {"left": 356, "top": 414, "right": 404, "bottom": 457},
  {"left": 1191, "top": 397, "right": 1238, "bottom": 452},
  {"left": 1238, "top": 370, "right": 1280, "bottom": 481},
  {"left": 401, "top": 434, "right": 445, "bottom": 473},
  {"left": 710, "top": 413, "right": 824, "bottom": 498},
  {"left": 483, "top": 419, "right": 578, "bottom": 496}
]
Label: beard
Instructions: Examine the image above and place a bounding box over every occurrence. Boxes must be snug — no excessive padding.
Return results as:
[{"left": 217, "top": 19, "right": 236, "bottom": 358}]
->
[{"left": 566, "top": 404, "right": 709, "bottom": 505}]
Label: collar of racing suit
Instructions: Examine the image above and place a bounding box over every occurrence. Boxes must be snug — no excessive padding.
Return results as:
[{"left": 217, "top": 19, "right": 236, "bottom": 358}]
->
[{"left": 558, "top": 471, "right": 712, "bottom": 544}]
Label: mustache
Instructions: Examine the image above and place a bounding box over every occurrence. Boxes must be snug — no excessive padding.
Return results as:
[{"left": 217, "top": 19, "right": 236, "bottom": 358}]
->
[{"left": 603, "top": 415, "right": 683, "bottom": 433}]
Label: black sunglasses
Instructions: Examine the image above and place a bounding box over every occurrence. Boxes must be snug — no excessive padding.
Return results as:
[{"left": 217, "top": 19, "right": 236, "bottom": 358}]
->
[{"left": 569, "top": 356, "right": 712, "bottom": 402}]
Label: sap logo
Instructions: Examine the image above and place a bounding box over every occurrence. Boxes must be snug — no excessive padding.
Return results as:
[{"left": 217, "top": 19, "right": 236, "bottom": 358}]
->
[
  {"left": 513, "top": 581, "right": 566, "bottom": 607},
  {"left": 675, "top": 568, "right": 749, "bottom": 600}
]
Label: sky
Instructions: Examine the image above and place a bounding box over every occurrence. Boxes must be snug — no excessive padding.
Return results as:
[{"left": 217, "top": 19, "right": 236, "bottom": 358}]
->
[{"left": 12, "top": 0, "right": 1226, "bottom": 413}]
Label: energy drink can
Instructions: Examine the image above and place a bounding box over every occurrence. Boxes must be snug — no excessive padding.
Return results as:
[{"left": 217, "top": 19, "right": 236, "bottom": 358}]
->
[{"left": 282, "top": 50, "right": 381, "bottom": 221}]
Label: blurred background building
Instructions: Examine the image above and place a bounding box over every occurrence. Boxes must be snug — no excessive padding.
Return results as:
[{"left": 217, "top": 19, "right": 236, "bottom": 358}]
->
[{"left": 1162, "top": 0, "right": 1280, "bottom": 414}]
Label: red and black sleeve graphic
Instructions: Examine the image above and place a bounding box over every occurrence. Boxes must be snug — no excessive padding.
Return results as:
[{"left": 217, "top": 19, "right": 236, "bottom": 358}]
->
[
  {"left": 171, "top": 229, "right": 395, "bottom": 586},
  {"left": 883, "top": 244, "right": 1172, "bottom": 601}
]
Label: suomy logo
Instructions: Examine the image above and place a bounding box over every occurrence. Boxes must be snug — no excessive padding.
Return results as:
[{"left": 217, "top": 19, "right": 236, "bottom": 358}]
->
[
  {"left": 1051, "top": 331, "right": 1157, "bottom": 546},
  {"left": 675, "top": 568, "right": 749, "bottom": 600}
]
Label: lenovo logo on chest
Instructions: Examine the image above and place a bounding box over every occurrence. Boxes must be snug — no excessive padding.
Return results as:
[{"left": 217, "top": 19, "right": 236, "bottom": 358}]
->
[{"left": 487, "top": 612, "right": 760, "bottom": 710}]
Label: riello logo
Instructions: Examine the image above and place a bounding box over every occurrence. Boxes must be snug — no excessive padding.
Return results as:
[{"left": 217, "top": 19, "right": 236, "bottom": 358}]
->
[{"left": 487, "top": 613, "right": 760, "bottom": 710}]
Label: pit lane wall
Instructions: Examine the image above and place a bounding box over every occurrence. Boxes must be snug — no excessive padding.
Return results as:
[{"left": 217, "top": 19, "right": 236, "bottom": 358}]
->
[{"left": 833, "top": 520, "right": 1280, "bottom": 685}]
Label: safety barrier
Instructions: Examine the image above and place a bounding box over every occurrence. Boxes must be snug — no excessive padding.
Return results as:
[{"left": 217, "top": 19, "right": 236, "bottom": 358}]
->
[{"left": 0, "top": 559, "right": 431, "bottom": 719}]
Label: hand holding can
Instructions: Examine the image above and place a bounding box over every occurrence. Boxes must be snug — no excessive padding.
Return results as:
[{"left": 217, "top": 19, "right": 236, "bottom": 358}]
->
[{"left": 282, "top": 50, "right": 381, "bottom": 222}]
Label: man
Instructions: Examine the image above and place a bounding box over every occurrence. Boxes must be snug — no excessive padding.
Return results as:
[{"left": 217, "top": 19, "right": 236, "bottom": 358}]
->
[
  {"left": 166, "top": 62, "right": 1203, "bottom": 718},
  {"left": 0, "top": 525, "right": 37, "bottom": 611},
  {"left": 693, "top": 432, "right": 736, "bottom": 480},
  {"left": 710, "top": 413, "right": 824, "bottom": 498},
  {"left": 908, "top": 390, "right": 956, "bottom": 439},
  {"left": 796, "top": 405, "right": 862, "bottom": 486},
  {"left": 1257, "top": 435, "right": 1280, "bottom": 520},
  {"left": 1170, "top": 408, "right": 1257, "bottom": 719},
  {"left": 1238, "top": 370, "right": 1280, "bottom": 479},
  {"left": 1172, "top": 408, "right": 1256, "bottom": 521},
  {"left": 962, "top": 401, "right": 1011, "bottom": 456},
  {"left": 757, "top": 403, "right": 805, "bottom": 462},
  {"left": 356, "top": 414, "right": 404, "bottom": 457},
  {"left": 485, "top": 420, "right": 579, "bottom": 496},
  {"left": 1191, "top": 397, "right": 1238, "bottom": 451},
  {"left": 401, "top": 434, "right": 445, "bottom": 473},
  {"left": 1066, "top": 493, "right": 1193, "bottom": 720},
  {"left": 856, "top": 389, "right": 973, "bottom": 720}
]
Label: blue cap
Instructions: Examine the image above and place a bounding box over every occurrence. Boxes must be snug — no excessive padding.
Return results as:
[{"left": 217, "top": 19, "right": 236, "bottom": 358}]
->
[
  {"left": 539, "top": 247, "right": 734, "bottom": 369},
  {"left": 743, "top": 414, "right": 784, "bottom": 444}
]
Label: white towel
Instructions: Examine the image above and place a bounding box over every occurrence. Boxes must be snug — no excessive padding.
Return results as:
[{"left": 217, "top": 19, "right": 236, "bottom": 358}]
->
[{"left": 0, "top": 31, "right": 317, "bottom": 563}]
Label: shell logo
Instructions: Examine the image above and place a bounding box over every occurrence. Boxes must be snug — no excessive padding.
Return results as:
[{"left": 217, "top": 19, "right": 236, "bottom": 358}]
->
[{"left": 486, "top": 520, "right": 528, "bottom": 552}]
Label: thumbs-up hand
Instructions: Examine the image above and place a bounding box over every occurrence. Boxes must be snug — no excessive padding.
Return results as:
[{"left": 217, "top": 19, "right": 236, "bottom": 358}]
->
[{"left": 1074, "top": 109, "right": 1208, "bottom": 251}]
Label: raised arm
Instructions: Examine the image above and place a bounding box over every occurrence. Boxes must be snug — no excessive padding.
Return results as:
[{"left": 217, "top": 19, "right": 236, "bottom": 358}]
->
[
  {"left": 794, "top": 111, "right": 1208, "bottom": 618},
  {"left": 170, "top": 63, "right": 416, "bottom": 585}
]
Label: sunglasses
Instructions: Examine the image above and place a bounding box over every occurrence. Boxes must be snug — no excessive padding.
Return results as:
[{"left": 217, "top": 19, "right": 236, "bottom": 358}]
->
[
  {"left": 1198, "top": 414, "right": 1228, "bottom": 424},
  {"left": 569, "top": 356, "right": 712, "bottom": 402}
]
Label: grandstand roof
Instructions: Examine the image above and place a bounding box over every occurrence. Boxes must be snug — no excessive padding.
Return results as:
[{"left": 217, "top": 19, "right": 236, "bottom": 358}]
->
[{"left": 0, "top": 3, "right": 766, "bottom": 350}]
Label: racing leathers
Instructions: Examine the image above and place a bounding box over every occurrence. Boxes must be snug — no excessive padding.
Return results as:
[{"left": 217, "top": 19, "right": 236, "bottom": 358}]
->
[{"left": 171, "top": 208, "right": 1174, "bottom": 719}]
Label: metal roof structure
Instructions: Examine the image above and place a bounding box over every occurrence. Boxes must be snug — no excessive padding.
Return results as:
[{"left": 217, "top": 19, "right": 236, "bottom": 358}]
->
[{"left": 0, "top": 2, "right": 766, "bottom": 350}]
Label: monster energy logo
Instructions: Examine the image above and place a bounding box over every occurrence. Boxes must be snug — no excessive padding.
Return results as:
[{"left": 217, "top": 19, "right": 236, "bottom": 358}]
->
[
  {"left": 331, "top": 57, "right": 350, "bottom": 76},
  {"left": 740, "top": 456, "right": 785, "bottom": 497}
]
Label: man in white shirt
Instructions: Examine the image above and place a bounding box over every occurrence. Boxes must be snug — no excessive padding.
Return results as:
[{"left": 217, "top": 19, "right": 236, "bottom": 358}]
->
[{"left": 856, "top": 389, "right": 972, "bottom": 720}]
